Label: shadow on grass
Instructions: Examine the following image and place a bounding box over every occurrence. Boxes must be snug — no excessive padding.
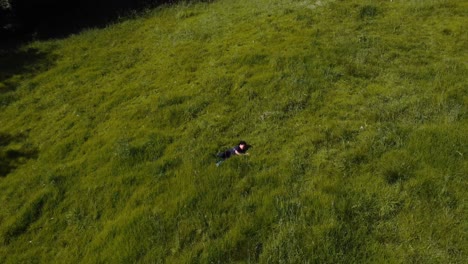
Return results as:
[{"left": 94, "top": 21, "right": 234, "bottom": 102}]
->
[
  {"left": 0, "top": 47, "right": 56, "bottom": 107},
  {"left": 0, "top": 132, "right": 38, "bottom": 177},
  {"left": 1, "top": 0, "right": 208, "bottom": 46},
  {"left": 0, "top": 47, "right": 54, "bottom": 89}
]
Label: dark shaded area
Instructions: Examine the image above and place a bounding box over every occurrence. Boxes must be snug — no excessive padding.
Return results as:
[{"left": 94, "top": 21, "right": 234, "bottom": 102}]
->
[
  {"left": 0, "top": 47, "right": 56, "bottom": 107},
  {"left": 384, "top": 170, "right": 409, "bottom": 185},
  {"left": 0, "top": 48, "right": 54, "bottom": 90},
  {"left": 0, "top": 132, "right": 38, "bottom": 177},
  {"left": 11, "top": 0, "right": 170, "bottom": 39},
  {"left": 1, "top": 0, "right": 213, "bottom": 47},
  {"left": 359, "top": 5, "right": 378, "bottom": 19}
]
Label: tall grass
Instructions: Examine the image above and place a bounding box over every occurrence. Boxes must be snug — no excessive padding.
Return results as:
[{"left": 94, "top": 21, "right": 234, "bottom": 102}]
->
[{"left": 0, "top": 0, "right": 466, "bottom": 262}]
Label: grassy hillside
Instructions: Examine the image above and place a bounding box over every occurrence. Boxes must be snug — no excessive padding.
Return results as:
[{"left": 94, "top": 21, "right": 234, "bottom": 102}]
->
[{"left": 1, "top": 0, "right": 467, "bottom": 262}]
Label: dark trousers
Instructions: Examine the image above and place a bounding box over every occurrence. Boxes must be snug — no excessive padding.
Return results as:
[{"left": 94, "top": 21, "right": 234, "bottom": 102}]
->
[{"left": 217, "top": 150, "right": 232, "bottom": 160}]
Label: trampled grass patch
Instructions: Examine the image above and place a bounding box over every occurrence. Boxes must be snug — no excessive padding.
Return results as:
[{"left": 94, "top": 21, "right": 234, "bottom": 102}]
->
[{"left": 0, "top": 0, "right": 466, "bottom": 262}]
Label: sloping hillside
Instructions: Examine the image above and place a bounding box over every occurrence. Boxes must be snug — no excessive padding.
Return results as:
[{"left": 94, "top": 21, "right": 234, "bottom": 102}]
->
[{"left": 0, "top": 0, "right": 466, "bottom": 262}]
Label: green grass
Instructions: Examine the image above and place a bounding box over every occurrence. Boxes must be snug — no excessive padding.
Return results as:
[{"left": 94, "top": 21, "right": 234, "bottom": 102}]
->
[{"left": 0, "top": 0, "right": 467, "bottom": 262}]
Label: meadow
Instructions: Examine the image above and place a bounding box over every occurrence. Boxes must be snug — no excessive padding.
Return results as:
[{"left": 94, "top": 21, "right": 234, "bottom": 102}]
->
[{"left": 0, "top": 0, "right": 467, "bottom": 262}]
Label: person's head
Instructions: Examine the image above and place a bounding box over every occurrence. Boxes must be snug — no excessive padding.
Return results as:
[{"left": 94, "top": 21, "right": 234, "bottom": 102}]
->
[{"left": 239, "top": 140, "right": 247, "bottom": 149}]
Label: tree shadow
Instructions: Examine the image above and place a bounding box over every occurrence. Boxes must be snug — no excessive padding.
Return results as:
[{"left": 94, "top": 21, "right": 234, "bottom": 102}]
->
[
  {"left": 0, "top": 46, "right": 57, "bottom": 108},
  {"left": 0, "top": 132, "right": 38, "bottom": 177},
  {"left": 2, "top": 0, "right": 183, "bottom": 44},
  {"left": 0, "top": 47, "right": 54, "bottom": 90}
]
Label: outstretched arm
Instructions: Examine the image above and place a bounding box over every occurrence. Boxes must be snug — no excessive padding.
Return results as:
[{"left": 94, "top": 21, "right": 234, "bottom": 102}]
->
[{"left": 235, "top": 150, "right": 249, "bottom": 156}]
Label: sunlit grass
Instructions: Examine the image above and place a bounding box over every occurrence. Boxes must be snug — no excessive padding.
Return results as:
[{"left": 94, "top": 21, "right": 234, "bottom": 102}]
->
[{"left": 0, "top": 0, "right": 466, "bottom": 262}]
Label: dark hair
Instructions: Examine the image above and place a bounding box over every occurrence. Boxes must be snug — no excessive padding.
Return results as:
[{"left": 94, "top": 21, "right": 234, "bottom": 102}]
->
[{"left": 239, "top": 141, "right": 252, "bottom": 150}]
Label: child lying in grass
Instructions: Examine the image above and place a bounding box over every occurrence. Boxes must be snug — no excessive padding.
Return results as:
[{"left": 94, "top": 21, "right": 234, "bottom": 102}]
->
[{"left": 216, "top": 141, "right": 251, "bottom": 167}]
